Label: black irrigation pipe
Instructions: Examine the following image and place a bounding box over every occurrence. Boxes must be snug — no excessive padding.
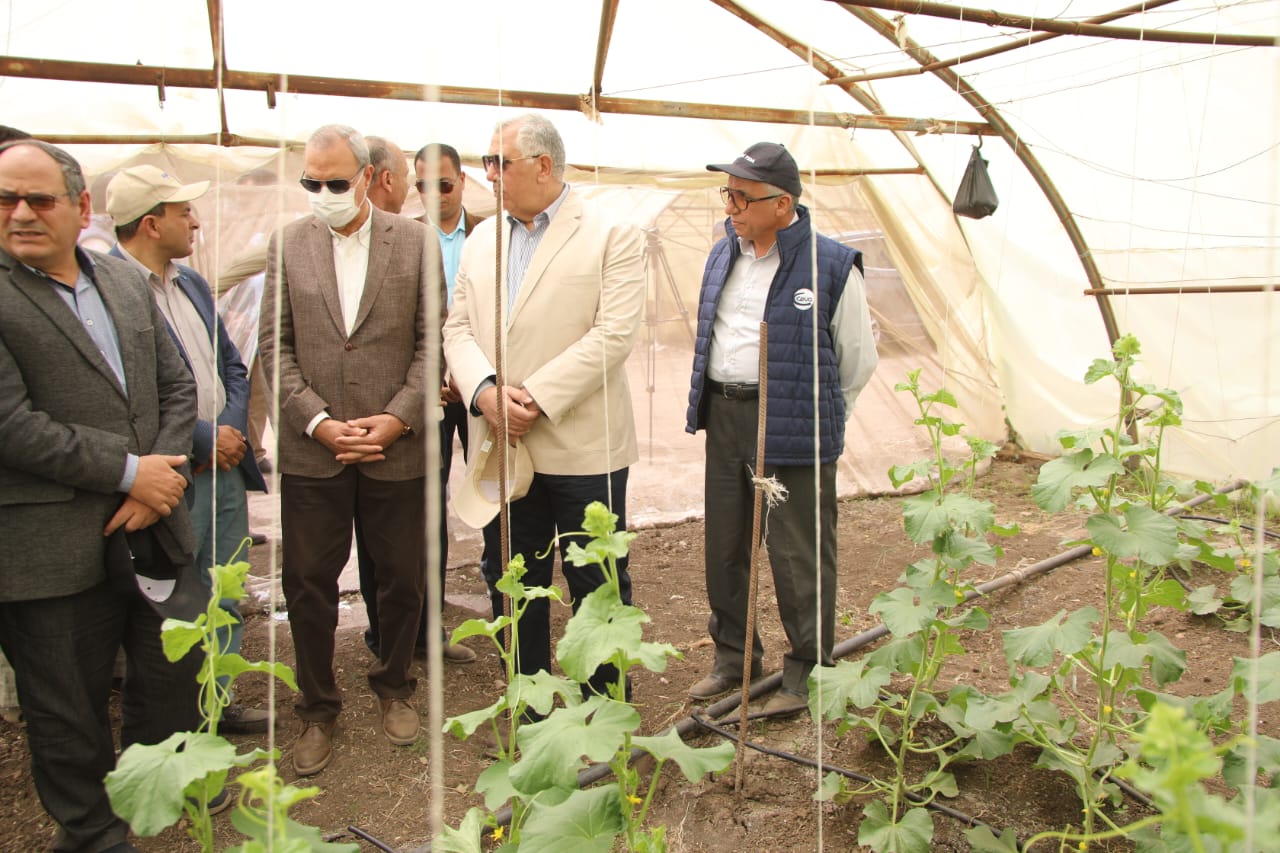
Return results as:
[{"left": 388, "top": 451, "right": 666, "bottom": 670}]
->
[
  {"left": 689, "top": 711, "right": 1003, "bottom": 832},
  {"left": 406, "top": 480, "right": 1246, "bottom": 852},
  {"left": 1180, "top": 514, "right": 1280, "bottom": 541}
]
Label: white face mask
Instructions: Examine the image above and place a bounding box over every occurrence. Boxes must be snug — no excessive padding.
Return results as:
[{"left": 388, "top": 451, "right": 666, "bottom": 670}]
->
[{"left": 309, "top": 185, "right": 363, "bottom": 228}]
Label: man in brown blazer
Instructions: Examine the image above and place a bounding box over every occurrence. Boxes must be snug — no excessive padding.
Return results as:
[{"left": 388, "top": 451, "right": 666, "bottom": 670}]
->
[
  {"left": 443, "top": 114, "right": 645, "bottom": 700},
  {"left": 259, "top": 124, "right": 435, "bottom": 776}
]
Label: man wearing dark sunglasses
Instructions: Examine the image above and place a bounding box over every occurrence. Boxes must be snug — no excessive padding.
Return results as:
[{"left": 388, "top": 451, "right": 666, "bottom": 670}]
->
[
  {"left": 0, "top": 139, "right": 203, "bottom": 853},
  {"left": 443, "top": 113, "right": 646, "bottom": 704},
  {"left": 259, "top": 124, "right": 436, "bottom": 776},
  {"left": 685, "top": 142, "right": 879, "bottom": 718}
]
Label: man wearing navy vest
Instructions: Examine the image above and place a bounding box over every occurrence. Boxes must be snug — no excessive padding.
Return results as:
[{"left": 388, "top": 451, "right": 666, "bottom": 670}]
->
[
  {"left": 107, "top": 165, "right": 270, "bottom": 734},
  {"left": 685, "top": 142, "right": 878, "bottom": 716}
]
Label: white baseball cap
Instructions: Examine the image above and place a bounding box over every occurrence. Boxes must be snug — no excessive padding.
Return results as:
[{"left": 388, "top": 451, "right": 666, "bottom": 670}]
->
[{"left": 106, "top": 165, "right": 209, "bottom": 224}]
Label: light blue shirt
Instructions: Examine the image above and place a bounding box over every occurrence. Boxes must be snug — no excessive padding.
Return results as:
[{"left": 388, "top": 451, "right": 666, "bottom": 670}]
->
[
  {"left": 31, "top": 255, "right": 139, "bottom": 491},
  {"left": 505, "top": 183, "right": 569, "bottom": 310},
  {"left": 437, "top": 211, "right": 467, "bottom": 306}
]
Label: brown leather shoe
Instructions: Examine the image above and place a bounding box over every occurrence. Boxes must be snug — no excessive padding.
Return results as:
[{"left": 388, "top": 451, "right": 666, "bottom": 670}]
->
[
  {"left": 687, "top": 674, "right": 737, "bottom": 700},
  {"left": 380, "top": 698, "right": 420, "bottom": 746},
  {"left": 292, "top": 720, "right": 336, "bottom": 777}
]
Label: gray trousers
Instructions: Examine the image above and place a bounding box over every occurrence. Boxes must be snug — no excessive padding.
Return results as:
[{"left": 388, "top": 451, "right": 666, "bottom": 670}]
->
[
  {"left": 703, "top": 393, "right": 838, "bottom": 696},
  {"left": 0, "top": 581, "right": 201, "bottom": 852}
]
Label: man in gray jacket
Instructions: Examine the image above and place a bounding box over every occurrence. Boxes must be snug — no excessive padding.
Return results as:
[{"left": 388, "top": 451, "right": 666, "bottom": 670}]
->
[{"left": 0, "top": 139, "right": 202, "bottom": 852}]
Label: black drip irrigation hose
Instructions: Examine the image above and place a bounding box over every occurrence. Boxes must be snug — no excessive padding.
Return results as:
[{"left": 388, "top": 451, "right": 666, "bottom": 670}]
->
[
  {"left": 1180, "top": 514, "right": 1280, "bottom": 541},
  {"left": 689, "top": 711, "right": 1004, "bottom": 832},
  {"left": 406, "top": 481, "right": 1245, "bottom": 852}
]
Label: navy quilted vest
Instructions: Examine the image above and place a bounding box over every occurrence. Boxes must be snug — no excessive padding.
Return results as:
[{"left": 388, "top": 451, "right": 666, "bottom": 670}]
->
[{"left": 685, "top": 206, "right": 862, "bottom": 466}]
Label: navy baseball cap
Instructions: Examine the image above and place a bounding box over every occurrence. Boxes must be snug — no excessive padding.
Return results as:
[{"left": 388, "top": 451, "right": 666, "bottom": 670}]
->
[{"left": 707, "top": 142, "right": 803, "bottom": 197}]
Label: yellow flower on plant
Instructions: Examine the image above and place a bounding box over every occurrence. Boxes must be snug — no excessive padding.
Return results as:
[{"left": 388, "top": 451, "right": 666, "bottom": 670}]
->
[
  {"left": 1091, "top": 546, "right": 1102, "bottom": 557},
  {"left": 628, "top": 795, "right": 642, "bottom": 806},
  {"left": 492, "top": 826, "right": 505, "bottom": 841},
  {"left": 1239, "top": 558, "right": 1253, "bottom": 569},
  {"left": 1103, "top": 705, "right": 1112, "bottom": 715}
]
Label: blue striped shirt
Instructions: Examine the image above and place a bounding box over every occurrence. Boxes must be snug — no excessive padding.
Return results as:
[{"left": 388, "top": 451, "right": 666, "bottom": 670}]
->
[{"left": 505, "top": 183, "right": 569, "bottom": 310}]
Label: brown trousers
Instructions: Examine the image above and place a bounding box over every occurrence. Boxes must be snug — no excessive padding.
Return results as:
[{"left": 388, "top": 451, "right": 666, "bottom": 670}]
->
[{"left": 280, "top": 468, "right": 425, "bottom": 721}]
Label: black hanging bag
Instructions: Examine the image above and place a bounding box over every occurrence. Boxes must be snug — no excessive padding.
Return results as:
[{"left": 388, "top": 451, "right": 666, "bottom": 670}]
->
[{"left": 953, "top": 143, "right": 998, "bottom": 219}]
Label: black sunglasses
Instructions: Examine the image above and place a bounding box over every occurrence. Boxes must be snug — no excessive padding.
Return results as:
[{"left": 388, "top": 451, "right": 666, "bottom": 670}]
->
[
  {"left": 480, "top": 154, "right": 540, "bottom": 172},
  {"left": 719, "top": 186, "right": 783, "bottom": 213},
  {"left": 0, "top": 191, "right": 72, "bottom": 212},
  {"left": 415, "top": 178, "right": 457, "bottom": 194},
  {"left": 298, "top": 168, "right": 364, "bottom": 194}
]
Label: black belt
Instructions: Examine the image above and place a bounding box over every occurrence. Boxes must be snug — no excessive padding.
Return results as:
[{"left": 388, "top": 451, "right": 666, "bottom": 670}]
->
[{"left": 706, "top": 379, "right": 759, "bottom": 401}]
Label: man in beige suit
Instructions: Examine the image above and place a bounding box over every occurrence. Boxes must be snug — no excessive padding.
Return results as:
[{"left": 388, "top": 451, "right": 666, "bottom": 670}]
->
[
  {"left": 260, "top": 125, "right": 434, "bottom": 776},
  {"left": 443, "top": 113, "right": 645, "bottom": 700}
]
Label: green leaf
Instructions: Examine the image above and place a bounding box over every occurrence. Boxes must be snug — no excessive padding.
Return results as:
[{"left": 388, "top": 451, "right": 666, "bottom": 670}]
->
[
  {"left": 519, "top": 785, "right": 625, "bottom": 853},
  {"left": 902, "top": 493, "right": 994, "bottom": 544},
  {"left": 857, "top": 801, "right": 933, "bottom": 853},
  {"left": 811, "top": 660, "right": 894, "bottom": 717},
  {"left": 815, "top": 770, "right": 849, "bottom": 803},
  {"left": 509, "top": 697, "right": 639, "bottom": 794},
  {"left": 1002, "top": 608, "right": 1099, "bottom": 670},
  {"left": 888, "top": 460, "right": 931, "bottom": 489},
  {"left": 1084, "top": 357, "right": 1118, "bottom": 384},
  {"left": 1223, "top": 734, "right": 1280, "bottom": 790},
  {"left": 1229, "top": 572, "right": 1280, "bottom": 628},
  {"left": 475, "top": 759, "right": 518, "bottom": 812},
  {"left": 444, "top": 697, "right": 505, "bottom": 741},
  {"left": 937, "top": 530, "right": 999, "bottom": 566},
  {"left": 160, "top": 618, "right": 207, "bottom": 662},
  {"left": 450, "top": 615, "right": 512, "bottom": 644},
  {"left": 866, "top": 635, "right": 925, "bottom": 674},
  {"left": 1101, "top": 631, "right": 1186, "bottom": 688},
  {"left": 1032, "top": 450, "right": 1124, "bottom": 513},
  {"left": 213, "top": 655, "right": 297, "bottom": 691},
  {"left": 1230, "top": 652, "right": 1280, "bottom": 703},
  {"left": 106, "top": 732, "right": 238, "bottom": 836},
  {"left": 556, "top": 586, "right": 646, "bottom": 682},
  {"left": 508, "top": 671, "right": 581, "bottom": 719},
  {"left": 631, "top": 730, "right": 734, "bottom": 782},
  {"left": 869, "top": 587, "right": 934, "bottom": 638},
  {"left": 228, "top": 811, "right": 360, "bottom": 852},
  {"left": 1187, "top": 585, "right": 1224, "bottom": 615},
  {"left": 964, "top": 825, "right": 1021, "bottom": 852},
  {"left": 943, "top": 606, "right": 990, "bottom": 632},
  {"left": 431, "top": 807, "right": 490, "bottom": 853},
  {"left": 1086, "top": 505, "right": 1179, "bottom": 565}
]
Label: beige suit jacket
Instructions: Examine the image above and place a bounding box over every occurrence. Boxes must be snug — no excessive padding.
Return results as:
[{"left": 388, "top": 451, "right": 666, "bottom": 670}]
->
[
  {"left": 443, "top": 188, "right": 645, "bottom": 476},
  {"left": 260, "top": 206, "right": 436, "bottom": 481}
]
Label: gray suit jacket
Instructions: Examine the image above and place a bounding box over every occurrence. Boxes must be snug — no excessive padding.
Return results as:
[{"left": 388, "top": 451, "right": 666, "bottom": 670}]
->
[
  {"left": 0, "top": 248, "right": 198, "bottom": 602},
  {"left": 259, "top": 205, "right": 434, "bottom": 481}
]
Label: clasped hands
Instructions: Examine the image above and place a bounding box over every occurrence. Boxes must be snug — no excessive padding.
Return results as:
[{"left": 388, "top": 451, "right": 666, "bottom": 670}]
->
[
  {"left": 476, "top": 384, "right": 540, "bottom": 442},
  {"left": 313, "top": 413, "right": 408, "bottom": 465},
  {"left": 104, "top": 452, "right": 190, "bottom": 536}
]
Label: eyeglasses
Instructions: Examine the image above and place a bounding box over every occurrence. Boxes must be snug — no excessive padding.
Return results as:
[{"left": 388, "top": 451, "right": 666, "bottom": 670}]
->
[
  {"left": 298, "top": 169, "right": 364, "bottom": 194},
  {"left": 0, "top": 191, "right": 72, "bottom": 212},
  {"left": 720, "top": 186, "right": 783, "bottom": 213},
  {"left": 480, "top": 154, "right": 541, "bottom": 172},
  {"left": 415, "top": 178, "right": 457, "bottom": 194}
]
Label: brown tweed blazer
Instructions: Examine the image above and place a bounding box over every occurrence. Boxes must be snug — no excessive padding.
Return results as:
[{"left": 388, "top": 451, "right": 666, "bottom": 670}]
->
[{"left": 259, "top": 206, "right": 435, "bottom": 482}]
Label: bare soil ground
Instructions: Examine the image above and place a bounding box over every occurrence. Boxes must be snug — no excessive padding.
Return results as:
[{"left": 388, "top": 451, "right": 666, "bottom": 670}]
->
[{"left": 1, "top": 459, "right": 1272, "bottom": 852}]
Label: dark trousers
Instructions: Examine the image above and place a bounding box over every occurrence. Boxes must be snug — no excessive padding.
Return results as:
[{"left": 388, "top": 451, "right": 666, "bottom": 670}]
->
[
  {"left": 281, "top": 469, "right": 424, "bottom": 721},
  {"left": 703, "top": 394, "right": 838, "bottom": 696},
  {"left": 481, "top": 469, "right": 632, "bottom": 699},
  {"left": 0, "top": 581, "right": 202, "bottom": 852},
  {"left": 359, "top": 402, "right": 468, "bottom": 654}
]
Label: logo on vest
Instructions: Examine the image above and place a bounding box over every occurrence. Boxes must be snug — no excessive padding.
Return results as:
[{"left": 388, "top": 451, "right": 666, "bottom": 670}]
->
[{"left": 793, "top": 288, "right": 815, "bottom": 311}]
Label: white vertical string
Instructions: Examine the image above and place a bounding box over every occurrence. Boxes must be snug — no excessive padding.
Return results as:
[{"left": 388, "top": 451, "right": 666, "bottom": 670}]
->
[{"left": 806, "top": 43, "right": 825, "bottom": 853}]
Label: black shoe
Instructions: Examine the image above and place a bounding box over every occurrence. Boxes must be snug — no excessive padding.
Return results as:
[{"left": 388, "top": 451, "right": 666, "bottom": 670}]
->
[{"left": 249, "top": 530, "right": 268, "bottom": 546}]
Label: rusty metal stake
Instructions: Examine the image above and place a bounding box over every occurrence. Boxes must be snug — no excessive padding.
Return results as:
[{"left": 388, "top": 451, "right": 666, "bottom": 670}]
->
[{"left": 734, "top": 322, "right": 768, "bottom": 793}]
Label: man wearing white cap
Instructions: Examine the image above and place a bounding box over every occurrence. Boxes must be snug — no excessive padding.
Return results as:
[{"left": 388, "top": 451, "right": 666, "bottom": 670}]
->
[{"left": 106, "top": 165, "right": 270, "bottom": 734}]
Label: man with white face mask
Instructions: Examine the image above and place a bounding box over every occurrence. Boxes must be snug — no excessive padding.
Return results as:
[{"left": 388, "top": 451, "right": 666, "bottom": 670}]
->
[{"left": 259, "top": 124, "right": 435, "bottom": 776}]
